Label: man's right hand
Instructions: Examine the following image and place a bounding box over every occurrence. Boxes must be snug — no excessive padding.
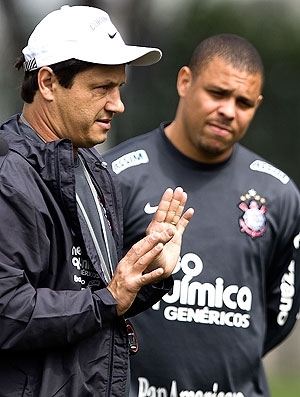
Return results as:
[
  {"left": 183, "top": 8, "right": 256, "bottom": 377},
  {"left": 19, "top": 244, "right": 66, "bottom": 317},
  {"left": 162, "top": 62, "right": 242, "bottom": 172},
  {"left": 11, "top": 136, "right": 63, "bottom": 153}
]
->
[{"left": 107, "top": 187, "right": 193, "bottom": 316}]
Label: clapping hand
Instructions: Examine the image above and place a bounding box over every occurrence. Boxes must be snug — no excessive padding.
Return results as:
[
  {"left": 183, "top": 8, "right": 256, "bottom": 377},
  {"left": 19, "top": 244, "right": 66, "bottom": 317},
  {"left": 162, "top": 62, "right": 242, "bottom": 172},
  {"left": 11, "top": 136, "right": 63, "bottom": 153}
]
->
[
  {"left": 107, "top": 187, "right": 194, "bottom": 316},
  {"left": 144, "top": 186, "right": 194, "bottom": 276}
]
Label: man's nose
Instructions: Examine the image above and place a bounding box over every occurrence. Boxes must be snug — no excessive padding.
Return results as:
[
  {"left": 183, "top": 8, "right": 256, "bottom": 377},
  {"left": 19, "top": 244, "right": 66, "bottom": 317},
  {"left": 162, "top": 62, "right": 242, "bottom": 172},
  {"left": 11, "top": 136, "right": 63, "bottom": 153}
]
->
[
  {"left": 218, "top": 99, "right": 235, "bottom": 119},
  {"left": 105, "top": 88, "right": 125, "bottom": 114}
]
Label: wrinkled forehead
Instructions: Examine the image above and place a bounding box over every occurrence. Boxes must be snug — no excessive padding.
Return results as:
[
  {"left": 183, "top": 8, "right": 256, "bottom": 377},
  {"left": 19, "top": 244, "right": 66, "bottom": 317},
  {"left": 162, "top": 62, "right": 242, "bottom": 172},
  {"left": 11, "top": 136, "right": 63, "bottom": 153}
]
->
[{"left": 197, "top": 56, "right": 263, "bottom": 92}]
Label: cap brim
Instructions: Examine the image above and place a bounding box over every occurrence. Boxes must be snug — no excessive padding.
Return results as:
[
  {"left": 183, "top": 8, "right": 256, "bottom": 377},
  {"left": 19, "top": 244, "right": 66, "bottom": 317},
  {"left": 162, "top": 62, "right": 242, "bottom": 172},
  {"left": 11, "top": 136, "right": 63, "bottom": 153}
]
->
[
  {"left": 86, "top": 45, "right": 162, "bottom": 66},
  {"left": 23, "top": 44, "right": 162, "bottom": 70},
  {"left": 126, "top": 47, "right": 162, "bottom": 66}
]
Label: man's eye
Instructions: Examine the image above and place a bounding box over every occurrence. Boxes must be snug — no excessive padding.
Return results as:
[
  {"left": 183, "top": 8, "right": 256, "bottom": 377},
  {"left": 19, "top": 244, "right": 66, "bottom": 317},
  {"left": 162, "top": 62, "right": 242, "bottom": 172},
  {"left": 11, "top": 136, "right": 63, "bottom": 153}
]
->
[
  {"left": 210, "top": 91, "right": 223, "bottom": 98},
  {"left": 238, "top": 100, "right": 252, "bottom": 109}
]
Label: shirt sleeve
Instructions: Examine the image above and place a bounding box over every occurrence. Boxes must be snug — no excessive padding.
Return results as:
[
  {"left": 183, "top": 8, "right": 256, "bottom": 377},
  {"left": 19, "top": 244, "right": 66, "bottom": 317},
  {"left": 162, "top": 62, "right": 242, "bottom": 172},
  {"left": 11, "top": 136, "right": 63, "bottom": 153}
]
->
[{"left": 263, "top": 195, "right": 300, "bottom": 355}]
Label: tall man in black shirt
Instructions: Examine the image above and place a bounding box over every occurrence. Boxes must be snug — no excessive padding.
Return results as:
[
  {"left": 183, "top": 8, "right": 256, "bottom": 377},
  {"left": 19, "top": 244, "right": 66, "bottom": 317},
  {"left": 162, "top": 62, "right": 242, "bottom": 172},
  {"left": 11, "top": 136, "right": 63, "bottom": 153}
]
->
[{"left": 104, "top": 34, "right": 300, "bottom": 396}]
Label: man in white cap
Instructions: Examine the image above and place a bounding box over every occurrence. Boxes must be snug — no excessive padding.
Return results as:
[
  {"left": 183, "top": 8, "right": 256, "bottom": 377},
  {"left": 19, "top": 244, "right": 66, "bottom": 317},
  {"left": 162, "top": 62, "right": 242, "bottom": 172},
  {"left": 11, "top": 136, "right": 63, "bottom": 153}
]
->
[{"left": 0, "top": 5, "right": 194, "bottom": 396}]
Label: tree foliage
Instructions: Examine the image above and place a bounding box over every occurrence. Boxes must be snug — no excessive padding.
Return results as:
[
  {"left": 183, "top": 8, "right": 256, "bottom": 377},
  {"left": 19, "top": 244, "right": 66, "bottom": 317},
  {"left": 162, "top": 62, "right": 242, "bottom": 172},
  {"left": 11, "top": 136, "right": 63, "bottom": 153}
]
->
[{"left": 2, "top": 0, "right": 300, "bottom": 185}]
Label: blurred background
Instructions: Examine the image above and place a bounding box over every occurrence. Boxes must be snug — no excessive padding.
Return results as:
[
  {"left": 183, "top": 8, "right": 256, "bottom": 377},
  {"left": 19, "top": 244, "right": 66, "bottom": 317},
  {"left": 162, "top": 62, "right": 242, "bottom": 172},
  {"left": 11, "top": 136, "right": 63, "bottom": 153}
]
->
[{"left": 1, "top": 0, "right": 299, "bottom": 395}]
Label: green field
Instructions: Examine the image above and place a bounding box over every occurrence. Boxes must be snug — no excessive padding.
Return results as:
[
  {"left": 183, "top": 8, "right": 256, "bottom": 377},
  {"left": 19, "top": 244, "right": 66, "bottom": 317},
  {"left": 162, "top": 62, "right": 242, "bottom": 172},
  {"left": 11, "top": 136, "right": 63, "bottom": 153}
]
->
[{"left": 269, "top": 377, "right": 300, "bottom": 397}]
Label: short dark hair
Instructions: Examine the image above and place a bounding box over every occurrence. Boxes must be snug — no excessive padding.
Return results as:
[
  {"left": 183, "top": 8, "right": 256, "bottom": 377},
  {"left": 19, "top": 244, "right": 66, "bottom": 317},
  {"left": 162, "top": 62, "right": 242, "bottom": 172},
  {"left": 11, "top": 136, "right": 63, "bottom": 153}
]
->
[
  {"left": 188, "top": 34, "right": 264, "bottom": 88},
  {"left": 14, "top": 56, "right": 97, "bottom": 103}
]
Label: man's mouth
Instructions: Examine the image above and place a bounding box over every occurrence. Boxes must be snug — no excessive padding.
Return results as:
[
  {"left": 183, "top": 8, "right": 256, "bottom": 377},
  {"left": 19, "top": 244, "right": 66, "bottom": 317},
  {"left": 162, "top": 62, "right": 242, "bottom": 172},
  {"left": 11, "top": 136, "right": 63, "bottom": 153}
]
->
[
  {"left": 209, "top": 122, "right": 232, "bottom": 136},
  {"left": 96, "top": 119, "right": 112, "bottom": 131}
]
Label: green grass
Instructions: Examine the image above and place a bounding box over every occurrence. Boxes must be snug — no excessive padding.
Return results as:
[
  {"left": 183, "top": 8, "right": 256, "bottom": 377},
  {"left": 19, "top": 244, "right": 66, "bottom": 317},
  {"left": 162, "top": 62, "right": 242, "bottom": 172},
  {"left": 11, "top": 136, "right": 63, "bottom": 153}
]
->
[{"left": 269, "top": 377, "right": 300, "bottom": 397}]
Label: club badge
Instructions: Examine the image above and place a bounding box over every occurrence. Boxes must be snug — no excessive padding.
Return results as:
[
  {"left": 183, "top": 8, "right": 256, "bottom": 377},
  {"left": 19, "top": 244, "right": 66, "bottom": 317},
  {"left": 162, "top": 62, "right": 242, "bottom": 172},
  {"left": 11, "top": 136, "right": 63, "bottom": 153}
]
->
[{"left": 238, "top": 189, "right": 267, "bottom": 238}]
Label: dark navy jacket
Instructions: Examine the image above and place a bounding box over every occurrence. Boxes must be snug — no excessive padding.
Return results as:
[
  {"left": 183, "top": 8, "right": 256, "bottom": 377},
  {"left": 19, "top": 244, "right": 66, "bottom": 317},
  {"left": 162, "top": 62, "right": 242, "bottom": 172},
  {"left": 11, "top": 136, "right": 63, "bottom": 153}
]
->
[{"left": 0, "top": 115, "right": 172, "bottom": 397}]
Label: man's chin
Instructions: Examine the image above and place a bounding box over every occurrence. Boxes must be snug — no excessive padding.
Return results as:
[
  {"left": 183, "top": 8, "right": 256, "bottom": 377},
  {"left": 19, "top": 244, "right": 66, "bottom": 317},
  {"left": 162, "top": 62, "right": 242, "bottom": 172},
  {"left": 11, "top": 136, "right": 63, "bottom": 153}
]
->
[{"left": 90, "top": 132, "right": 108, "bottom": 147}]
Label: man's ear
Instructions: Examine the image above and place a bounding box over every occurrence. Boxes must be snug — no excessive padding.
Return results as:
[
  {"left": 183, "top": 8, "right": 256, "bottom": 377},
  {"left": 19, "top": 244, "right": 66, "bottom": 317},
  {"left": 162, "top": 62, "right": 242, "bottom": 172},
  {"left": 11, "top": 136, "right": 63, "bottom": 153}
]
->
[
  {"left": 37, "top": 67, "right": 56, "bottom": 101},
  {"left": 177, "top": 66, "right": 192, "bottom": 98},
  {"left": 256, "top": 94, "right": 263, "bottom": 109}
]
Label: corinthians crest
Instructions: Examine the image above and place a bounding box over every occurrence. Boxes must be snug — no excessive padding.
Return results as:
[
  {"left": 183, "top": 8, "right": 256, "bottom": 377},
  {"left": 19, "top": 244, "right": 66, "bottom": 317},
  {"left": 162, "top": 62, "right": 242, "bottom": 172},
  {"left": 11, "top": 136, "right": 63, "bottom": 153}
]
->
[{"left": 238, "top": 189, "right": 267, "bottom": 238}]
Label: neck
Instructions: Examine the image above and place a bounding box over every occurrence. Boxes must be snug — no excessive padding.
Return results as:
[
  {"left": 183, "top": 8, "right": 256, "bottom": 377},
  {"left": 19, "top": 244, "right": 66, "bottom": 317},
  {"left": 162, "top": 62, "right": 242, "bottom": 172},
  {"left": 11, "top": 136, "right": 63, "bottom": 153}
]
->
[
  {"left": 20, "top": 113, "right": 47, "bottom": 143},
  {"left": 22, "top": 104, "right": 59, "bottom": 143},
  {"left": 164, "top": 120, "right": 232, "bottom": 164}
]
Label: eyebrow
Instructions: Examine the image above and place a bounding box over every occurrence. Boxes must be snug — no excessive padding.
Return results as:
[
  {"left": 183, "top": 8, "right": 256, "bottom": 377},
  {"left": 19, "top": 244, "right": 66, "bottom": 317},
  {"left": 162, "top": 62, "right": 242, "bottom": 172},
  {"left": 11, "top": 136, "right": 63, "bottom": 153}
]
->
[{"left": 207, "top": 85, "right": 257, "bottom": 105}]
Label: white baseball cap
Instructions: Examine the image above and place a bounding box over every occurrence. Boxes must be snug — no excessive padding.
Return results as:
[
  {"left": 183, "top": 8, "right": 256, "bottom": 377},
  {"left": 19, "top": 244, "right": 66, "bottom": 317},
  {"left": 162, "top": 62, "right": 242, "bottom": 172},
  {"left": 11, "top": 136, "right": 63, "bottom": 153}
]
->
[{"left": 22, "top": 5, "right": 162, "bottom": 71}]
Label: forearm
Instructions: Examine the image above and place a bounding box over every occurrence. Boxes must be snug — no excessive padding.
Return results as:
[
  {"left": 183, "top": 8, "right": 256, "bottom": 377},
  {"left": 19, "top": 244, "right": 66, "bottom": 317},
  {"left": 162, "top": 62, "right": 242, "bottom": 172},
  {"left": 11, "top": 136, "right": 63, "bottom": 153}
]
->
[{"left": 0, "top": 268, "right": 118, "bottom": 351}]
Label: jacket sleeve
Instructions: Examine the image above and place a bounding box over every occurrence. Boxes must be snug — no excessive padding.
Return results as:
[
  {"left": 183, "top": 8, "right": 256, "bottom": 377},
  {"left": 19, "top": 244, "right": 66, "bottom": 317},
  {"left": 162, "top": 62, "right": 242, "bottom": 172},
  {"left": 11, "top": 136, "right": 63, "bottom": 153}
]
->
[
  {"left": 263, "top": 187, "right": 300, "bottom": 355},
  {"left": 125, "top": 277, "right": 174, "bottom": 318},
  {"left": 0, "top": 180, "right": 118, "bottom": 351}
]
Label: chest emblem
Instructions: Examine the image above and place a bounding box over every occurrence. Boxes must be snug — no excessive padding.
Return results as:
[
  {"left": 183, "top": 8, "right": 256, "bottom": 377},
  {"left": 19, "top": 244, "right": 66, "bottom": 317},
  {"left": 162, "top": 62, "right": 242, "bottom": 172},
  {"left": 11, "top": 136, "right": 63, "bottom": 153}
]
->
[{"left": 238, "top": 189, "right": 267, "bottom": 238}]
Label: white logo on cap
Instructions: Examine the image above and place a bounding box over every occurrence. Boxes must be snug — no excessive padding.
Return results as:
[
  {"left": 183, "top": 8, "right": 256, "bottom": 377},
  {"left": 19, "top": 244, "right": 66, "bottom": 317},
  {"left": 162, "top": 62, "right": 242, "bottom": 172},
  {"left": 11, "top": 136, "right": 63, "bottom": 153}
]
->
[
  {"left": 108, "top": 32, "right": 117, "bottom": 39},
  {"left": 90, "top": 16, "right": 109, "bottom": 30}
]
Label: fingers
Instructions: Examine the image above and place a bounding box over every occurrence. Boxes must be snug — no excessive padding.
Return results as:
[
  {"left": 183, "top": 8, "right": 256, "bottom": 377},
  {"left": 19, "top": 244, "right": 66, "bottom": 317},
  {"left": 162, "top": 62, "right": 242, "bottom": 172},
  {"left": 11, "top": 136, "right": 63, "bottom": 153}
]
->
[
  {"left": 108, "top": 187, "right": 194, "bottom": 316},
  {"left": 176, "top": 207, "right": 195, "bottom": 234},
  {"left": 139, "top": 266, "right": 164, "bottom": 285},
  {"left": 108, "top": 232, "right": 173, "bottom": 315},
  {"left": 167, "top": 188, "right": 187, "bottom": 225},
  {"left": 153, "top": 186, "right": 187, "bottom": 224},
  {"left": 125, "top": 231, "right": 172, "bottom": 272}
]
